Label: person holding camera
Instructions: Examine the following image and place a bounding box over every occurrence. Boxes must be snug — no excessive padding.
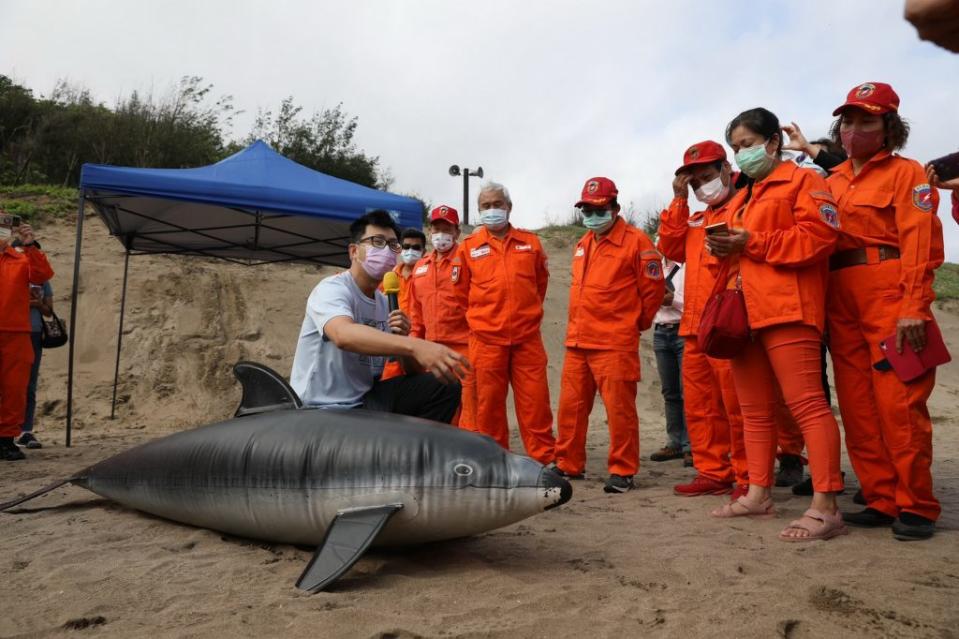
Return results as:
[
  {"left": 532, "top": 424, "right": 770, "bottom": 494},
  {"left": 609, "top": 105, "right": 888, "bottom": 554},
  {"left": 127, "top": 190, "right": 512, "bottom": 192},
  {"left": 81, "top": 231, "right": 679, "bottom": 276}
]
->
[{"left": 0, "top": 217, "right": 54, "bottom": 461}]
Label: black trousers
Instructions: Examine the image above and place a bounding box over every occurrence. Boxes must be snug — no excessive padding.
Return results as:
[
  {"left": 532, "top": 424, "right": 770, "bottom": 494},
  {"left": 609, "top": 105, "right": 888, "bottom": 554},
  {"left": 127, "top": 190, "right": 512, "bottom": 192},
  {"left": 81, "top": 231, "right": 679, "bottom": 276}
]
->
[{"left": 362, "top": 373, "right": 461, "bottom": 424}]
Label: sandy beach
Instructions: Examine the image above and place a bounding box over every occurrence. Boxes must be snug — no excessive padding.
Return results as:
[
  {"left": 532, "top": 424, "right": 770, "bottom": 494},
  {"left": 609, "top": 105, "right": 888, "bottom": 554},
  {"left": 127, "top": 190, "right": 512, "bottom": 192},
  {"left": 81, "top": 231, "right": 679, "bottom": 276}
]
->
[{"left": 1, "top": 213, "right": 957, "bottom": 639}]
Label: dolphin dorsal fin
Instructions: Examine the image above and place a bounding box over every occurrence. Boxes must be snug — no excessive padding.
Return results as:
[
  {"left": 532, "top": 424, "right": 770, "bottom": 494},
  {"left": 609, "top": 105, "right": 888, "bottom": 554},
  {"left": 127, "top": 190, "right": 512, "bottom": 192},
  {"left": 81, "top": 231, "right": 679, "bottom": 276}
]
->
[{"left": 233, "top": 361, "right": 303, "bottom": 417}]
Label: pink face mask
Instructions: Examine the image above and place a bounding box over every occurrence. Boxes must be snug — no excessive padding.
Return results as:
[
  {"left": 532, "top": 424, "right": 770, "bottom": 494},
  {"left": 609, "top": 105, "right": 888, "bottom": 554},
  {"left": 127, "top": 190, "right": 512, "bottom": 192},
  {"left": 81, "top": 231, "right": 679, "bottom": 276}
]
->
[
  {"left": 359, "top": 245, "right": 396, "bottom": 280},
  {"left": 840, "top": 129, "right": 884, "bottom": 159}
]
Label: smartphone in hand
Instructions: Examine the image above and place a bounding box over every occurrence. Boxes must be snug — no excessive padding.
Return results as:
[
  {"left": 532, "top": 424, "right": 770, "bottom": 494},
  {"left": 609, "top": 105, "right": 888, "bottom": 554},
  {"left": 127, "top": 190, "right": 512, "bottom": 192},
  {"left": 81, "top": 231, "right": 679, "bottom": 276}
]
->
[{"left": 705, "top": 222, "right": 729, "bottom": 236}]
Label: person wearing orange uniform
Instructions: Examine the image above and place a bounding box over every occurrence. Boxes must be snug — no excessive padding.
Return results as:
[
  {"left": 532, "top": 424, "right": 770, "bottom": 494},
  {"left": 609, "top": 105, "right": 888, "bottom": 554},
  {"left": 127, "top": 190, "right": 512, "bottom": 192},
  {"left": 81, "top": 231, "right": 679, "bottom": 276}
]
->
[
  {"left": 658, "top": 141, "right": 750, "bottom": 499},
  {"left": 0, "top": 220, "right": 54, "bottom": 461},
  {"left": 553, "top": 177, "right": 665, "bottom": 493},
  {"left": 452, "top": 182, "right": 555, "bottom": 464},
  {"left": 379, "top": 228, "right": 426, "bottom": 381},
  {"left": 706, "top": 107, "right": 847, "bottom": 542},
  {"left": 825, "top": 82, "right": 944, "bottom": 541},
  {"left": 408, "top": 205, "right": 475, "bottom": 429}
]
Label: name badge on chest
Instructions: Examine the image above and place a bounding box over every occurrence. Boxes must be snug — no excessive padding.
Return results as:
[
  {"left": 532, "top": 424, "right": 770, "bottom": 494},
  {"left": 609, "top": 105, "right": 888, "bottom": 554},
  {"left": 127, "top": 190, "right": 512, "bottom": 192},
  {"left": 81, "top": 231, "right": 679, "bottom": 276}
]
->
[{"left": 470, "top": 245, "right": 491, "bottom": 259}]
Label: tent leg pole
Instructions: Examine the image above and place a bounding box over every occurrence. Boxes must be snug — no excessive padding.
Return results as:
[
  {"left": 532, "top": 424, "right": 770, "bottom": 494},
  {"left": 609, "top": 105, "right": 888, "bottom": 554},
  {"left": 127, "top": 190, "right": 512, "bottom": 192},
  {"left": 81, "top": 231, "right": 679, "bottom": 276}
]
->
[
  {"left": 66, "top": 191, "right": 86, "bottom": 448},
  {"left": 110, "top": 248, "right": 131, "bottom": 419}
]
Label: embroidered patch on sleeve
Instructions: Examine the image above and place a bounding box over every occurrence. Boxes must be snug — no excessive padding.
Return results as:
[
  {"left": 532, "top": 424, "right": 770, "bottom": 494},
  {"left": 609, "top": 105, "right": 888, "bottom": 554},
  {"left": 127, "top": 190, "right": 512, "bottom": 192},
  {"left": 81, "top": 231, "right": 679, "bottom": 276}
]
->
[
  {"left": 912, "top": 184, "right": 934, "bottom": 212},
  {"left": 819, "top": 203, "right": 840, "bottom": 228},
  {"left": 645, "top": 260, "right": 663, "bottom": 280}
]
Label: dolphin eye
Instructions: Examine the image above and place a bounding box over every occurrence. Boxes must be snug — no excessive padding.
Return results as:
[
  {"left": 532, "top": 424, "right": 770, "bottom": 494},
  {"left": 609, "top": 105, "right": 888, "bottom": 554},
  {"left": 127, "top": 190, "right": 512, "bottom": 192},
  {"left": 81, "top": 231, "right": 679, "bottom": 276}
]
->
[{"left": 453, "top": 463, "right": 474, "bottom": 477}]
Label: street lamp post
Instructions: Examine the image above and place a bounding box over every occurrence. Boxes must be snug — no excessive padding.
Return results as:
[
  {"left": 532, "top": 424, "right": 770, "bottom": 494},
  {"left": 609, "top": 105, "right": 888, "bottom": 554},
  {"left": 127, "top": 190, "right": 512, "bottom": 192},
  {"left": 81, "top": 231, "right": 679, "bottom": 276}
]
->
[{"left": 448, "top": 165, "right": 484, "bottom": 225}]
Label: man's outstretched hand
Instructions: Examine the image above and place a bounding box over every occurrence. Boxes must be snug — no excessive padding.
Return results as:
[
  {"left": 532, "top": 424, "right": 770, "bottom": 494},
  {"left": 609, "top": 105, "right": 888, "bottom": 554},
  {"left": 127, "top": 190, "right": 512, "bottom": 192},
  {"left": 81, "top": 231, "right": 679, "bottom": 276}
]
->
[{"left": 410, "top": 339, "right": 471, "bottom": 385}]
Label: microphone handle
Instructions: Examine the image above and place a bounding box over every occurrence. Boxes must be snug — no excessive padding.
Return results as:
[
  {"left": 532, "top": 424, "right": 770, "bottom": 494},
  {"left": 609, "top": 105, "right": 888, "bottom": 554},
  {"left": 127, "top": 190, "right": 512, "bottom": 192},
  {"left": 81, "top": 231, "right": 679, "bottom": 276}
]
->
[{"left": 387, "top": 293, "right": 399, "bottom": 313}]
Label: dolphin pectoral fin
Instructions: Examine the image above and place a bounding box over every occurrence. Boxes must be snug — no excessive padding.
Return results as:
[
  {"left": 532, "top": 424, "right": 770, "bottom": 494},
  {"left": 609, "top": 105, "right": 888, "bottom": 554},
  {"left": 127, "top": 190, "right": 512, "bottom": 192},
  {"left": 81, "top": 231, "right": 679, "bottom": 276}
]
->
[
  {"left": 295, "top": 503, "right": 404, "bottom": 593},
  {"left": 233, "top": 361, "right": 303, "bottom": 417}
]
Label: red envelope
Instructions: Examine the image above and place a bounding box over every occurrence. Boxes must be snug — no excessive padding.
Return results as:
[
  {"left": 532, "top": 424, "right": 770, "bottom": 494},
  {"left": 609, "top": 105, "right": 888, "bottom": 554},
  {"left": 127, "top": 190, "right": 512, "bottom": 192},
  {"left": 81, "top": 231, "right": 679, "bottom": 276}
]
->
[{"left": 879, "top": 319, "right": 952, "bottom": 383}]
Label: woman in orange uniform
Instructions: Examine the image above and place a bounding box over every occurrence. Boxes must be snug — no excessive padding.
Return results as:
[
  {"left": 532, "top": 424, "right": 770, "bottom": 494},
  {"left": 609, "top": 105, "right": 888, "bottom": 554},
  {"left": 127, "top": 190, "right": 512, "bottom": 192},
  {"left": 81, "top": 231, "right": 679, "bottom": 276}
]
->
[
  {"left": 826, "top": 82, "right": 944, "bottom": 541},
  {"left": 706, "top": 107, "right": 846, "bottom": 542}
]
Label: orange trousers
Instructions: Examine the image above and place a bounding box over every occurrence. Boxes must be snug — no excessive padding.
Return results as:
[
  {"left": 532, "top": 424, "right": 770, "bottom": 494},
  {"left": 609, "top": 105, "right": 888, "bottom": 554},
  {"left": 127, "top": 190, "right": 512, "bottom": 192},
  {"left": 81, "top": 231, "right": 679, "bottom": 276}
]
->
[
  {"left": 828, "top": 260, "right": 940, "bottom": 521},
  {"left": 446, "top": 342, "right": 476, "bottom": 430},
  {"left": 730, "top": 324, "right": 843, "bottom": 492},
  {"left": 470, "top": 334, "right": 555, "bottom": 463},
  {"left": 682, "top": 336, "right": 748, "bottom": 486},
  {"left": 554, "top": 348, "right": 640, "bottom": 476},
  {"left": 0, "top": 332, "right": 34, "bottom": 438}
]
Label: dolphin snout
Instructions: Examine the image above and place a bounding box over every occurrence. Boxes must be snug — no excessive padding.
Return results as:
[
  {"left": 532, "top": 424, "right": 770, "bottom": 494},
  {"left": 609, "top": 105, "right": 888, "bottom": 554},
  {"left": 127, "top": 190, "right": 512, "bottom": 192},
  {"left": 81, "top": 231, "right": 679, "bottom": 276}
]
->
[{"left": 542, "top": 468, "right": 572, "bottom": 510}]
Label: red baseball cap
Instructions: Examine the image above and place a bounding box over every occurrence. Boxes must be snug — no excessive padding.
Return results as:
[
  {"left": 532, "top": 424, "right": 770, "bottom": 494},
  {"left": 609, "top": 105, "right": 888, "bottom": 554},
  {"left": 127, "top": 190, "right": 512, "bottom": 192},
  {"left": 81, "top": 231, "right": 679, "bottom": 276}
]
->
[
  {"left": 675, "top": 140, "right": 727, "bottom": 175},
  {"left": 429, "top": 205, "right": 459, "bottom": 225},
  {"left": 576, "top": 177, "right": 618, "bottom": 207},
  {"left": 832, "top": 82, "right": 900, "bottom": 116}
]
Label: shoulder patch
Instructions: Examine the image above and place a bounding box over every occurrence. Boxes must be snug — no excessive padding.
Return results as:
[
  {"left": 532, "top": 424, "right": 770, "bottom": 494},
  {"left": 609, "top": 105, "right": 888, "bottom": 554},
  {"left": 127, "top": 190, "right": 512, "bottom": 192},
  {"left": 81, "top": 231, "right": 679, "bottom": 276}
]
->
[
  {"left": 645, "top": 260, "right": 663, "bottom": 280},
  {"left": 451, "top": 265, "right": 461, "bottom": 283},
  {"left": 819, "top": 202, "right": 840, "bottom": 229},
  {"left": 912, "top": 184, "right": 934, "bottom": 212}
]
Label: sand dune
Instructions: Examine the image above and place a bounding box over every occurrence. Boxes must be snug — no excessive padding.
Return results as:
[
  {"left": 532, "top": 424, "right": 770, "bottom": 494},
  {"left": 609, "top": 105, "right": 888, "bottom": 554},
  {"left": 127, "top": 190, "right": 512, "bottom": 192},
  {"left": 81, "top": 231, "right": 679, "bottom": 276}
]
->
[{"left": 1, "top": 213, "right": 957, "bottom": 638}]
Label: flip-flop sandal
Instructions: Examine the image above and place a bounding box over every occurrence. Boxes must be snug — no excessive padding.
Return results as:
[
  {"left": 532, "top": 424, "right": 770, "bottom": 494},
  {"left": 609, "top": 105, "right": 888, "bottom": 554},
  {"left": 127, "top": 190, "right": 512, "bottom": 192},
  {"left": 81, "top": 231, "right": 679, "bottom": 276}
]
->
[
  {"left": 710, "top": 496, "right": 776, "bottom": 519},
  {"left": 779, "top": 508, "right": 849, "bottom": 542}
]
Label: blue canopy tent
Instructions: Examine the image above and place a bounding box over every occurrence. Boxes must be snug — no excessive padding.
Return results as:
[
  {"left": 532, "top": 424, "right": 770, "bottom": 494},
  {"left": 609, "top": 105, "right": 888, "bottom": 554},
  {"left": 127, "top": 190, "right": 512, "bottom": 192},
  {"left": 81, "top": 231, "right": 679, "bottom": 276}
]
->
[{"left": 66, "top": 141, "right": 423, "bottom": 444}]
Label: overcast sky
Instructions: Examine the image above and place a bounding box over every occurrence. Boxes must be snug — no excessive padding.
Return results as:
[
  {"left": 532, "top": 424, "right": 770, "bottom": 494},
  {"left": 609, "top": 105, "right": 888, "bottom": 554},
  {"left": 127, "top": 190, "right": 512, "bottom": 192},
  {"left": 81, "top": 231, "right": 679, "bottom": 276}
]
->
[{"left": 2, "top": 0, "right": 958, "bottom": 257}]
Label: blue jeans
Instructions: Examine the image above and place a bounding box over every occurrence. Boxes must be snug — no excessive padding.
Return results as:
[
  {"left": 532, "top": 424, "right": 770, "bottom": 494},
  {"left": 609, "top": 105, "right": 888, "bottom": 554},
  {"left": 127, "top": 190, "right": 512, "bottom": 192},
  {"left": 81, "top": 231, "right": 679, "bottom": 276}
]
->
[
  {"left": 653, "top": 323, "right": 688, "bottom": 452},
  {"left": 22, "top": 331, "right": 42, "bottom": 432}
]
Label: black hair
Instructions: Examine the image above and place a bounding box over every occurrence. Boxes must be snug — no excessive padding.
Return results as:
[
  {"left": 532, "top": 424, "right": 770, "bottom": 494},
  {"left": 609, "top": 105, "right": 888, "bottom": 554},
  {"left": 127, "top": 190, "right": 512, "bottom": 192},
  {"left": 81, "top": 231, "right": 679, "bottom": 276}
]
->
[
  {"left": 400, "top": 227, "right": 426, "bottom": 244},
  {"left": 725, "top": 107, "right": 783, "bottom": 154},
  {"left": 350, "top": 210, "right": 401, "bottom": 243},
  {"left": 828, "top": 111, "right": 910, "bottom": 152},
  {"left": 810, "top": 137, "right": 847, "bottom": 160}
]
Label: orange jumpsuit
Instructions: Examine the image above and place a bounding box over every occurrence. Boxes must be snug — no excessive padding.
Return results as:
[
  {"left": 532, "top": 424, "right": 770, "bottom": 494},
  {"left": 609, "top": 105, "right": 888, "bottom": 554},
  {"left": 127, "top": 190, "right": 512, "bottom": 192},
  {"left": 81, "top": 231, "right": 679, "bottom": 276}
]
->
[
  {"left": 0, "top": 244, "right": 54, "bottom": 438},
  {"left": 724, "top": 161, "right": 844, "bottom": 492},
  {"left": 378, "top": 263, "right": 415, "bottom": 381},
  {"left": 452, "top": 226, "right": 555, "bottom": 463},
  {"left": 827, "top": 151, "right": 943, "bottom": 521},
  {"left": 658, "top": 195, "right": 749, "bottom": 487},
  {"left": 408, "top": 245, "right": 475, "bottom": 429},
  {"left": 554, "top": 216, "right": 665, "bottom": 476}
]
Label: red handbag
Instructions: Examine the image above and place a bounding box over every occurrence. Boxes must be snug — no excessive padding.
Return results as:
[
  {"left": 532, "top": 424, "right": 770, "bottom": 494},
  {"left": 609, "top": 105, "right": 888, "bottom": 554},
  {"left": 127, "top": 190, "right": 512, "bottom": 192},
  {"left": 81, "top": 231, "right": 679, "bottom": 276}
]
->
[{"left": 698, "top": 260, "right": 750, "bottom": 359}]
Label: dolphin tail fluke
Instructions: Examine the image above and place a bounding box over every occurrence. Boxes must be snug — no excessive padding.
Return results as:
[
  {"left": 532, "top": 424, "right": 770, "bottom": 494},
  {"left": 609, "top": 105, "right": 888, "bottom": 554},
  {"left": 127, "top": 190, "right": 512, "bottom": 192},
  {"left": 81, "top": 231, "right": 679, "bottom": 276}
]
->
[
  {"left": 233, "top": 361, "right": 303, "bottom": 417},
  {"left": 296, "top": 503, "right": 404, "bottom": 593},
  {"left": 0, "top": 476, "right": 80, "bottom": 512}
]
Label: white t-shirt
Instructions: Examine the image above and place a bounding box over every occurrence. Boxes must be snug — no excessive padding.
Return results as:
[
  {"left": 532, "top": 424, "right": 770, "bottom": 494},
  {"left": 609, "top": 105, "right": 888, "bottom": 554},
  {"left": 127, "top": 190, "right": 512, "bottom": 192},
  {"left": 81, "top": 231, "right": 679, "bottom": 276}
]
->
[
  {"left": 653, "top": 258, "right": 684, "bottom": 325},
  {"left": 290, "top": 271, "right": 390, "bottom": 407}
]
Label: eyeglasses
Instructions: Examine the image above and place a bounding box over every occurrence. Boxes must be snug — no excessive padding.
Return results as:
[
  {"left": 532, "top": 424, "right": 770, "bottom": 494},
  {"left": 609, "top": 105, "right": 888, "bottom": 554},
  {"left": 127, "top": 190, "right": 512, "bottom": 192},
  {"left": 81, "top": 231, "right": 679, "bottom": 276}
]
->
[
  {"left": 358, "top": 235, "right": 402, "bottom": 253},
  {"left": 402, "top": 243, "right": 424, "bottom": 251},
  {"left": 579, "top": 208, "right": 610, "bottom": 217}
]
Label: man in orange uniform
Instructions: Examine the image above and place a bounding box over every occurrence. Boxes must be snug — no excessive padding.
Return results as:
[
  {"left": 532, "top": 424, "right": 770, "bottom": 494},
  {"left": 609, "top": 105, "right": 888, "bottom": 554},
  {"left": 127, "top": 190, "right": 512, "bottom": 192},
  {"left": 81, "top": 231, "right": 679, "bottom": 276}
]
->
[
  {"left": 379, "top": 228, "right": 426, "bottom": 380},
  {"left": 658, "top": 141, "right": 750, "bottom": 498},
  {"left": 0, "top": 219, "right": 54, "bottom": 461},
  {"left": 452, "top": 182, "right": 555, "bottom": 463},
  {"left": 826, "top": 82, "right": 944, "bottom": 540},
  {"left": 553, "top": 178, "right": 664, "bottom": 493},
  {"left": 409, "top": 206, "right": 475, "bottom": 429}
]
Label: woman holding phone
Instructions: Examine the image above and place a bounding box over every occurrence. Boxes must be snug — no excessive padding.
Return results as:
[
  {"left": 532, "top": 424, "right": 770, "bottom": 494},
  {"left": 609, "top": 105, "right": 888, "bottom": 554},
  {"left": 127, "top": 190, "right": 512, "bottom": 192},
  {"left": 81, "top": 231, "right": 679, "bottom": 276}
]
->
[
  {"left": 825, "top": 82, "right": 944, "bottom": 541},
  {"left": 705, "top": 107, "right": 846, "bottom": 542}
]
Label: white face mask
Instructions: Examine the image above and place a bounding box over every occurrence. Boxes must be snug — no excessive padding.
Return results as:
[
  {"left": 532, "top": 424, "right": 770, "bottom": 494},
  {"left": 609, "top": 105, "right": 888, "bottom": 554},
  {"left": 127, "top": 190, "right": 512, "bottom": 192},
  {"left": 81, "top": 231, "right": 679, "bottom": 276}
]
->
[
  {"left": 431, "top": 232, "right": 454, "bottom": 253},
  {"left": 0, "top": 226, "right": 11, "bottom": 241},
  {"left": 480, "top": 208, "right": 509, "bottom": 231},
  {"left": 400, "top": 248, "right": 423, "bottom": 265},
  {"left": 693, "top": 176, "right": 730, "bottom": 205}
]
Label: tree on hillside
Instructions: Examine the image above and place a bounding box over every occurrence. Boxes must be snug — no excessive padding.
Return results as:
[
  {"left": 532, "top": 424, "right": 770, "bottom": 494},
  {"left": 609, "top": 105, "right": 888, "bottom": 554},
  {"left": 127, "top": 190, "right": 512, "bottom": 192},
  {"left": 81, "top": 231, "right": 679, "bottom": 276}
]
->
[{"left": 248, "top": 98, "right": 389, "bottom": 189}]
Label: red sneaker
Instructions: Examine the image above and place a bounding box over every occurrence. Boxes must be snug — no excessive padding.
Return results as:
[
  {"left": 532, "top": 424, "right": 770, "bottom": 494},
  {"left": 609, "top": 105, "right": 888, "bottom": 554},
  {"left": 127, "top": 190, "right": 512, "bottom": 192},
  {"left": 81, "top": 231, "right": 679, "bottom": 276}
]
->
[
  {"left": 730, "top": 484, "right": 749, "bottom": 501},
  {"left": 674, "top": 475, "right": 734, "bottom": 497}
]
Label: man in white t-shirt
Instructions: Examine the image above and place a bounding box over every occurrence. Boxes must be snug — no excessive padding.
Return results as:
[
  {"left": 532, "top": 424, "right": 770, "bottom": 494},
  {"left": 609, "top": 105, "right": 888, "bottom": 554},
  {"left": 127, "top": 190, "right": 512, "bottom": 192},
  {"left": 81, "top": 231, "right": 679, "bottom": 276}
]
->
[
  {"left": 290, "top": 210, "right": 469, "bottom": 422},
  {"left": 650, "top": 257, "right": 689, "bottom": 464}
]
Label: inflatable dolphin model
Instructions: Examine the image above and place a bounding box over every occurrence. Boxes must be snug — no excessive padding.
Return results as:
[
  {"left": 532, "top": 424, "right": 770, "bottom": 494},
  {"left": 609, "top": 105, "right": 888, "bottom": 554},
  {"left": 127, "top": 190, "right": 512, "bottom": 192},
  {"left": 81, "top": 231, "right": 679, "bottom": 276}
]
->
[{"left": 0, "top": 363, "right": 572, "bottom": 592}]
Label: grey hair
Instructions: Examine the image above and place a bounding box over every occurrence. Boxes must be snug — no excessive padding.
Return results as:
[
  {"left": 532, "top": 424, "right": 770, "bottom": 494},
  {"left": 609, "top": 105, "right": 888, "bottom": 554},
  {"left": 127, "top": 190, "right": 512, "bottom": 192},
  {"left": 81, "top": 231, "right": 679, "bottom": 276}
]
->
[{"left": 478, "top": 181, "right": 512, "bottom": 205}]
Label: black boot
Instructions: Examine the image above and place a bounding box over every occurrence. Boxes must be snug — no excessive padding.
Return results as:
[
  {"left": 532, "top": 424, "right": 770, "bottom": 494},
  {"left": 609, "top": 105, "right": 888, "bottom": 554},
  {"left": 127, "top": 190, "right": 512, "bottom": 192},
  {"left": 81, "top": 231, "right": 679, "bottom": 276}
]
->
[{"left": 775, "top": 454, "right": 804, "bottom": 487}]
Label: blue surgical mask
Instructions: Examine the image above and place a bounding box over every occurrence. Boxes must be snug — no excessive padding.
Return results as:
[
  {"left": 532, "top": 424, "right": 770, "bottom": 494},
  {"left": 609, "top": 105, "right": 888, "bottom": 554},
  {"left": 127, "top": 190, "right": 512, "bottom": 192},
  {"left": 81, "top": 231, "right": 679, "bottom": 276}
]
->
[
  {"left": 582, "top": 211, "right": 613, "bottom": 233},
  {"left": 480, "top": 208, "right": 508, "bottom": 231},
  {"left": 400, "top": 248, "right": 423, "bottom": 265},
  {"left": 735, "top": 141, "right": 776, "bottom": 180}
]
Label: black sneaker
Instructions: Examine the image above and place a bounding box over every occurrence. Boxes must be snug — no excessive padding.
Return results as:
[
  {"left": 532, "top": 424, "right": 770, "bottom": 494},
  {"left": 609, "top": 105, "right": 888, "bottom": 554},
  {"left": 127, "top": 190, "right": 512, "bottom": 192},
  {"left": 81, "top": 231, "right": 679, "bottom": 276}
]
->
[
  {"left": 853, "top": 489, "right": 866, "bottom": 505},
  {"left": 892, "top": 512, "right": 935, "bottom": 541},
  {"left": 791, "top": 472, "right": 847, "bottom": 496},
  {"left": 775, "top": 454, "right": 804, "bottom": 487},
  {"left": 0, "top": 437, "right": 25, "bottom": 461},
  {"left": 549, "top": 463, "right": 584, "bottom": 480},
  {"left": 16, "top": 432, "right": 42, "bottom": 449},
  {"left": 843, "top": 508, "right": 895, "bottom": 528},
  {"left": 603, "top": 474, "right": 634, "bottom": 494}
]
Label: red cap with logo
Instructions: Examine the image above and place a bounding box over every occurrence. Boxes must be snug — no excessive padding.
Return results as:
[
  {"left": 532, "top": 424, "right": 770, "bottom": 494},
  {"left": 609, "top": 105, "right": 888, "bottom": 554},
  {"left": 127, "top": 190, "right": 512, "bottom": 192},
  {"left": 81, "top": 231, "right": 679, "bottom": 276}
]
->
[
  {"left": 576, "top": 177, "right": 618, "bottom": 207},
  {"left": 832, "top": 82, "right": 900, "bottom": 116},
  {"left": 429, "top": 205, "right": 460, "bottom": 225},
  {"left": 675, "top": 140, "right": 727, "bottom": 175}
]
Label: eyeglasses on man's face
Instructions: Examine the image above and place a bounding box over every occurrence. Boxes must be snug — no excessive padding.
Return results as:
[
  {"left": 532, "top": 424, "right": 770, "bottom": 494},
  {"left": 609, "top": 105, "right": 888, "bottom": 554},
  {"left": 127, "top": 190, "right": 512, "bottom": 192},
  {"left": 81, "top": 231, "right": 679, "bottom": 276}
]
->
[{"left": 357, "top": 235, "right": 402, "bottom": 253}]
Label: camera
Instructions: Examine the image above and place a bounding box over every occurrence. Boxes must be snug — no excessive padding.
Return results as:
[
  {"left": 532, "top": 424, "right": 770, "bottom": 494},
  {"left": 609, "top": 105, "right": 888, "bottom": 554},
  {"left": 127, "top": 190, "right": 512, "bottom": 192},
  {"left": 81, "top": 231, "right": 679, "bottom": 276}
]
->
[{"left": 0, "top": 214, "right": 22, "bottom": 228}]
